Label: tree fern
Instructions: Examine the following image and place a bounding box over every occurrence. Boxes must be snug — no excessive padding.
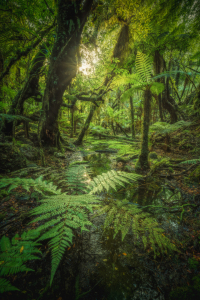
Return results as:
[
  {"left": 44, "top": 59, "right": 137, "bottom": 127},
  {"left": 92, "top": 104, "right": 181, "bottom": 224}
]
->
[
  {"left": 0, "top": 231, "right": 41, "bottom": 293},
  {"left": 88, "top": 170, "right": 142, "bottom": 194}
]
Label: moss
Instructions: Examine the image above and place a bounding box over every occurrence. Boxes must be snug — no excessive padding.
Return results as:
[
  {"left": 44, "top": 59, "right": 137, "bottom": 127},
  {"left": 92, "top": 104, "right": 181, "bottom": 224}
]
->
[
  {"left": 149, "top": 152, "right": 158, "bottom": 159},
  {"left": 0, "top": 189, "right": 9, "bottom": 200}
]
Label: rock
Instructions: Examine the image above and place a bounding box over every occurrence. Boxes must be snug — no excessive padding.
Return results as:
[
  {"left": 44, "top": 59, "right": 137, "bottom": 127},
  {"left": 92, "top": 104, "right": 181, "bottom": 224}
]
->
[{"left": 54, "top": 152, "right": 65, "bottom": 159}]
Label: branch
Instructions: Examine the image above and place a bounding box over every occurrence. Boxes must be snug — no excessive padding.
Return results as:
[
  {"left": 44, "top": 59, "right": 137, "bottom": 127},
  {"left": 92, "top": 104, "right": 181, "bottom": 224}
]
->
[
  {"left": 43, "top": 0, "right": 54, "bottom": 16},
  {"left": 0, "top": 21, "right": 56, "bottom": 82}
]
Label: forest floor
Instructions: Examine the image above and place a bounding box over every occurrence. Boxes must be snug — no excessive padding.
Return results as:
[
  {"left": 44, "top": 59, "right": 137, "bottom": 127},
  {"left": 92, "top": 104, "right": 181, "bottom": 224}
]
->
[{"left": 0, "top": 122, "right": 200, "bottom": 300}]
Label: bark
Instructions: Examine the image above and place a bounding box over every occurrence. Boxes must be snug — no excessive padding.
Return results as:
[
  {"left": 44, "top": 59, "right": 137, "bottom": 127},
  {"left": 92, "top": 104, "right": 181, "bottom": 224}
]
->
[
  {"left": 153, "top": 50, "right": 164, "bottom": 121},
  {"left": 154, "top": 51, "right": 178, "bottom": 123},
  {"left": 137, "top": 88, "right": 151, "bottom": 170},
  {"left": 129, "top": 81, "right": 135, "bottom": 139},
  {"left": 3, "top": 43, "right": 49, "bottom": 135},
  {"left": 74, "top": 104, "right": 96, "bottom": 145},
  {"left": 0, "top": 51, "right": 3, "bottom": 105},
  {"left": 39, "top": 0, "right": 93, "bottom": 146}
]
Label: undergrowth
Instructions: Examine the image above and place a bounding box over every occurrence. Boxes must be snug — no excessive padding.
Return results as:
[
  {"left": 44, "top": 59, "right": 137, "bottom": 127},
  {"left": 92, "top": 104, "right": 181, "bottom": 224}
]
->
[{"left": 0, "top": 164, "right": 180, "bottom": 292}]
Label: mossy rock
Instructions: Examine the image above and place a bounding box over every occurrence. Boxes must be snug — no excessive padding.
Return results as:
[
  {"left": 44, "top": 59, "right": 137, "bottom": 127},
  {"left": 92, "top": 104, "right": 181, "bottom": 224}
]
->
[{"left": 149, "top": 152, "right": 158, "bottom": 159}]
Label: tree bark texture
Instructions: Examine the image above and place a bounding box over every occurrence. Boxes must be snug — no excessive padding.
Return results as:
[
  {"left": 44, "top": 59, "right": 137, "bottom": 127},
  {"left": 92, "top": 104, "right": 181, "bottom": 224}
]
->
[
  {"left": 138, "top": 87, "right": 151, "bottom": 170},
  {"left": 39, "top": 0, "right": 93, "bottom": 146},
  {"left": 74, "top": 104, "right": 96, "bottom": 145}
]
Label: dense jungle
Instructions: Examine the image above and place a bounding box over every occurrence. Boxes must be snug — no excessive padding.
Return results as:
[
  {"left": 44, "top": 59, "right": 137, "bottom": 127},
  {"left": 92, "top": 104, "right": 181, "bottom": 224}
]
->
[{"left": 0, "top": 0, "right": 200, "bottom": 299}]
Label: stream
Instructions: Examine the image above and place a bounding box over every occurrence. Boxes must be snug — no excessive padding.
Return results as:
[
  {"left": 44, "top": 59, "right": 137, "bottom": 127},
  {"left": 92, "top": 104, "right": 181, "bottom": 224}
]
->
[{"left": 63, "top": 150, "right": 194, "bottom": 300}]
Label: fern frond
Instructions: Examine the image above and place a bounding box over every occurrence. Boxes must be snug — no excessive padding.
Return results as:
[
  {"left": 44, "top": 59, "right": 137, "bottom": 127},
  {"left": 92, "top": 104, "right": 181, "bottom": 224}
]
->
[
  {"left": 0, "top": 233, "right": 41, "bottom": 293},
  {"left": 149, "top": 120, "right": 192, "bottom": 134},
  {"left": 0, "top": 278, "right": 19, "bottom": 293},
  {"left": 66, "top": 165, "right": 90, "bottom": 194},
  {"left": 152, "top": 70, "right": 191, "bottom": 81},
  {"left": 136, "top": 52, "right": 152, "bottom": 83},
  {"left": 28, "top": 193, "right": 100, "bottom": 285},
  {"left": 89, "top": 170, "right": 142, "bottom": 195},
  {"left": 0, "top": 176, "right": 61, "bottom": 195},
  {"left": 179, "top": 159, "right": 200, "bottom": 165},
  {"left": 0, "top": 113, "right": 32, "bottom": 124},
  {"left": 94, "top": 199, "right": 178, "bottom": 257}
]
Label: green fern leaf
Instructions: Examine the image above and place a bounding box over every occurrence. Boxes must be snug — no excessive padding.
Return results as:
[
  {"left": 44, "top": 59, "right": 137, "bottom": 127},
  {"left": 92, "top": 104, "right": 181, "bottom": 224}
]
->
[
  {"left": 89, "top": 170, "right": 142, "bottom": 194},
  {"left": 136, "top": 52, "right": 152, "bottom": 83},
  {"left": 179, "top": 159, "right": 200, "bottom": 165},
  {"left": 0, "top": 278, "right": 19, "bottom": 293},
  {"left": 28, "top": 193, "right": 100, "bottom": 286}
]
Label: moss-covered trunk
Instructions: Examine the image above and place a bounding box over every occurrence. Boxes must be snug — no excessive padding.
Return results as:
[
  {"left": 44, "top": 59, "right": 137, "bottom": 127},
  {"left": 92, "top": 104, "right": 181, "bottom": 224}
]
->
[
  {"left": 137, "top": 87, "right": 151, "bottom": 170},
  {"left": 39, "top": 0, "right": 93, "bottom": 147},
  {"left": 3, "top": 43, "right": 49, "bottom": 135},
  {"left": 74, "top": 104, "right": 96, "bottom": 145},
  {"left": 130, "top": 94, "right": 135, "bottom": 139}
]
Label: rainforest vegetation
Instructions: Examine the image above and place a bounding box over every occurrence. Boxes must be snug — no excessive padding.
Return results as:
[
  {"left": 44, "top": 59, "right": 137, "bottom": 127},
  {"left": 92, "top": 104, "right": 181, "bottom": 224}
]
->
[{"left": 0, "top": 0, "right": 200, "bottom": 299}]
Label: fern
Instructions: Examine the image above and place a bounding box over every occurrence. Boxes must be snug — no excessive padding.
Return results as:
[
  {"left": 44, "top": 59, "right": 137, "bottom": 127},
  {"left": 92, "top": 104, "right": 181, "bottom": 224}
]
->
[
  {"left": 66, "top": 164, "right": 91, "bottom": 194},
  {"left": 0, "top": 176, "right": 61, "bottom": 195},
  {"left": 0, "top": 113, "right": 32, "bottom": 125},
  {"left": 28, "top": 193, "right": 100, "bottom": 285},
  {"left": 136, "top": 51, "right": 152, "bottom": 83},
  {"left": 89, "top": 170, "right": 142, "bottom": 194},
  {"left": 0, "top": 231, "right": 41, "bottom": 293},
  {"left": 93, "top": 199, "right": 177, "bottom": 257},
  {"left": 149, "top": 120, "right": 192, "bottom": 135},
  {"left": 179, "top": 159, "right": 200, "bottom": 165}
]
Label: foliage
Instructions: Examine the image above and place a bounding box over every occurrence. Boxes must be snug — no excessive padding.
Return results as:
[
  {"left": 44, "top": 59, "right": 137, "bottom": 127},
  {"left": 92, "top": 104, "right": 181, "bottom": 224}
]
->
[
  {"left": 88, "top": 170, "right": 142, "bottom": 194},
  {"left": 28, "top": 193, "right": 100, "bottom": 286},
  {"left": 150, "top": 158, "right": 171, "bottom": 174},
  {"left": 0, "top": 176, "right": 61, "bottom": 195},
  {"left": 65, "top": 164, "right": 91, "bottom": 194},
  {"left": 179, "top": 159, "right": 200, "bottom": 165},
  {"left": 93, "top": 198, "right": 177, "bottom": 257},
  {"left": 149, "top": 120, "right": 192, "bottom": 135},
  {"left": 0, "top": 113, "right": 32, "bottom": 127},
  {"left": 0, "top": 231, "right": 41, "bottom": 293}
]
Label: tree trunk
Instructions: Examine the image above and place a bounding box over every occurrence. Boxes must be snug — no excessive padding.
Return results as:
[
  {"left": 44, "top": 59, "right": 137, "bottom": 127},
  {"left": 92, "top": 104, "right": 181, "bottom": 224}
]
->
[
  {"left": 130, "top": 94, "right": 135, "bottom": 139},
  {"left": 74, "top": 104, "right": 96, "bottom": 145},
  {"left": 0, "top": 51, "right": 4, "bottom": 105},
  {"left": 137, "top": 87, "right": 151, "bottom": 171},
  {"left": 3, "top": 43, "right": 49, "bottom": 135},
  {"left": 70, "top": 107, "right": 74, "bottom": 138},
  {"left": 39, "top": 0, "right": 93, "bottom": 147}
]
